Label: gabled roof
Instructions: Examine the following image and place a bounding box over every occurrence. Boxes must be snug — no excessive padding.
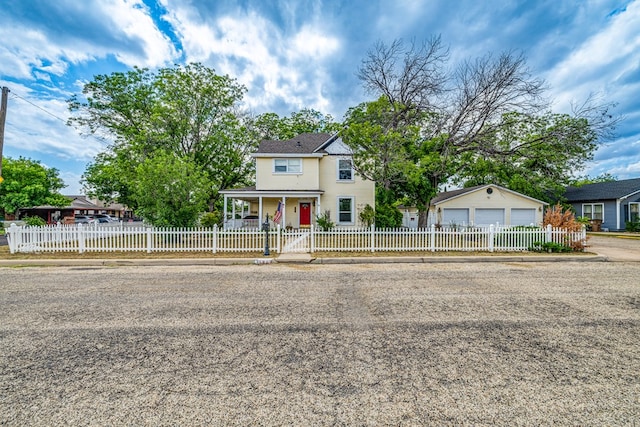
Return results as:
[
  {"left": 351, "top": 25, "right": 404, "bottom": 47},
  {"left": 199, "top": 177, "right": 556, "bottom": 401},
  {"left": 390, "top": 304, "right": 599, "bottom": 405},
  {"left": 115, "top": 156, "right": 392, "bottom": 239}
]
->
[
  {"left": 430, "top": 184, "right": 547, "bottom": 205},
  {"left": 564, "top": 178, "right": 640, "bottom": 202},
  {"left": 23, "top": 195, "right": 101, "bottom": 210},
  {"left": 256, "top": 132, "right": 333, "bottom": 154}
]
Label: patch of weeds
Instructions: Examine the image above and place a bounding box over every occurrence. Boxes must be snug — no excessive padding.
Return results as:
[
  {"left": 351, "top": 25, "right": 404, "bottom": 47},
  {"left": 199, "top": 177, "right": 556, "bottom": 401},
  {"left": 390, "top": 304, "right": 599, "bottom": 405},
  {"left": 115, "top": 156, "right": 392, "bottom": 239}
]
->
[{"left": 529, "top": 241, "right": 573, "bottom": 253}]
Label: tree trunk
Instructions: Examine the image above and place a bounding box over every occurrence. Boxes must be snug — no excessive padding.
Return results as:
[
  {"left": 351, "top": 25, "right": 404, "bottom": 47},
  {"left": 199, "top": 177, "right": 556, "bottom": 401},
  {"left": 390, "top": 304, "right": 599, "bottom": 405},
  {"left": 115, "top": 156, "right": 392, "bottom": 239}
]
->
[{"left": 418, "top": 210, "right": 429, "bottom": 228}]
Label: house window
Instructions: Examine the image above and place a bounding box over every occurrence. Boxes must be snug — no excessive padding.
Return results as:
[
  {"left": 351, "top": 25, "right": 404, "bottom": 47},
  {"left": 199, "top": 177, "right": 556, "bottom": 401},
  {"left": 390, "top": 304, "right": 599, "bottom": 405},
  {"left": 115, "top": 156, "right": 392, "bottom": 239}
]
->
[
  {"left": 582, "top": 203, "right": 604, "bottom": 220},
  {"left": 337, "top": 197, "right": 354, "bottom": 224},
  {"left": 630, "top": 203, "right": 639, "bottom": 222},
  {"left": 337, "top": 159, "right": 353, "bottom": 181},
  {"left": 273, "top": 158, "right": 301, "bottom": 174}
]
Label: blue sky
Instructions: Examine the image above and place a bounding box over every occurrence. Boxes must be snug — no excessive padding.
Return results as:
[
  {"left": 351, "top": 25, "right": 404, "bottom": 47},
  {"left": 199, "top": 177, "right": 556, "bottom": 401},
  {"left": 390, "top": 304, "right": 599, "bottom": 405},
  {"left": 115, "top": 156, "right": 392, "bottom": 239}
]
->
[{"left": 1, "top": 0, "right": 639, "bottom": 194}]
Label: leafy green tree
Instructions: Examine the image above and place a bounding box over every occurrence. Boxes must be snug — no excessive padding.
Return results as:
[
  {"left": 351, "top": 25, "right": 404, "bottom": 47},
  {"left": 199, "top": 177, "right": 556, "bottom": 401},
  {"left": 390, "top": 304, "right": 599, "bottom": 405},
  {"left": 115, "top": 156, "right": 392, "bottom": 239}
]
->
[
  {"left": 569, "top": 173, "right": 617, "bottom": 187},
  {"left": 373, "top": 187, "right": 404, "bottom": 228},
  {"left": 0, "top": 157, "right": 68, "bottom": 217},
  {"left": 132, "top": 151, "right": 209, "bottom": 227},
  {"left": 457, "top": 112, "right": 602, "bottom": 202},
  {"left": 345, "top": 37, "right": 618, "bottom": 226},
  {"left": 69, "top": 63, "right": 254, "bottom": 218},
  {"left": 249, "top": 109, "right": 340, "bottom": 141}
]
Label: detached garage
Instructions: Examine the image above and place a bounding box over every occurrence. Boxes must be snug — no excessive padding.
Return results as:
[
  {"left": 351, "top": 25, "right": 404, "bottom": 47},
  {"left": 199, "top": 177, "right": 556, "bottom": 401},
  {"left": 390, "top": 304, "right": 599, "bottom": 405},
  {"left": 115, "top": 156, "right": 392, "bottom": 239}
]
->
[{"left": 429, "top": 185, "right": 547, "bottom": 227}]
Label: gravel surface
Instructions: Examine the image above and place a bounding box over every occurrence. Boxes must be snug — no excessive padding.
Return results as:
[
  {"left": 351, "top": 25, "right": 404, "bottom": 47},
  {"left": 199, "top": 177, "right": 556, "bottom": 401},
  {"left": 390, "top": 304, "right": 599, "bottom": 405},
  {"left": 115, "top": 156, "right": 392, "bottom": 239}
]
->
[{"left": 1, "top": 262, "right": 639, "bottom": 426}]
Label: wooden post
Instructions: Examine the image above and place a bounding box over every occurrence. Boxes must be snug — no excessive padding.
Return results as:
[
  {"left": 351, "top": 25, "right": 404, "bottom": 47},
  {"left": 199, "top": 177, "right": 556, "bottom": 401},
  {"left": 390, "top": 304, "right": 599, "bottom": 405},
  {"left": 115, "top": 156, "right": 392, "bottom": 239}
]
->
[{"left": 0, "top": 86, "right": 9, "bottom": 180}]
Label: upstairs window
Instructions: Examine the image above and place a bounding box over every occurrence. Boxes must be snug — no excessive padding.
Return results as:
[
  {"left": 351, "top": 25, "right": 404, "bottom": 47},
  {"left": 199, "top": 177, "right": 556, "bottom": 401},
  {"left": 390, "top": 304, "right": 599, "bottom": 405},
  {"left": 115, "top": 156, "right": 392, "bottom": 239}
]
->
[
  {"left": 337, "top": 159, "right": 353, "bottom": 181},
  {"left": 273, "top": 158, "right": 301, "bottom": 174},
  {"left": 583, "top": 203, "right": 603, "bottom": 220}
]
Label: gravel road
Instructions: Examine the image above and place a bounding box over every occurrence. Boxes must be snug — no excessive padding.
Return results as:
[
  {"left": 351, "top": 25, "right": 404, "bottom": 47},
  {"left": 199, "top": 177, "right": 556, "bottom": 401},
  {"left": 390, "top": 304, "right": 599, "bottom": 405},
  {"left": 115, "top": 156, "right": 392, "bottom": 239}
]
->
[{"left": 1, "top": 262, "right": 639, "bottom": 426}]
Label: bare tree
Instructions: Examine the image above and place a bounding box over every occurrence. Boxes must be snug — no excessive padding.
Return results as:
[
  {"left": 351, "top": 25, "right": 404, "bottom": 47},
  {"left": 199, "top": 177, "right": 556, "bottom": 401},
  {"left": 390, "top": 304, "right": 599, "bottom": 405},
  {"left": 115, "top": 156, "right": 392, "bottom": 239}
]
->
[
  {"left": 445, "top": 51, "right": 547, "bottom": 153},
  {"left": 357, "top": 36, "right": 449, "bottom": 112},
  {"left": 345, "top": 37, "right": 617, "bottom": 227}
]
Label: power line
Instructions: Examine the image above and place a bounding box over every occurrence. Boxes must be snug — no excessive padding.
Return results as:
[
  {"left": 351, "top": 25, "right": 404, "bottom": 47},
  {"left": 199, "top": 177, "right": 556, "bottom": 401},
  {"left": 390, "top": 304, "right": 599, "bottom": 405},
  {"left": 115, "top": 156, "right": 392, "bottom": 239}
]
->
[
  {"left": 5, "top": 87, "right": 113, "bottom": 148},
  {"left": 9, "top": 90, "right": 69, "bottom": 124}
]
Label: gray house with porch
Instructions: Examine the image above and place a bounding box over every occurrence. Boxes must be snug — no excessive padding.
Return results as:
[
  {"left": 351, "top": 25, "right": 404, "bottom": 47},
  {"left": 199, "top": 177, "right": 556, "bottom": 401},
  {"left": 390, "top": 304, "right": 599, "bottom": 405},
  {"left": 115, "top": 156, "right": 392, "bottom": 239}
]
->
[{"left": 564, "top": 178, "right": 640, "bottom": 231}]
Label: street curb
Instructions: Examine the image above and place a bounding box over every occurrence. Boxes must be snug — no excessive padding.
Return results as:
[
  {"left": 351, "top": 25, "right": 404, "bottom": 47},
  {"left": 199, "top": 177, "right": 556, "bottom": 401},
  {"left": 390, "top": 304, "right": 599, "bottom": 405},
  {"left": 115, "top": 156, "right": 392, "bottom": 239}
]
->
[
  {"left": 0, "top": 254, "right": 608, "bottom": 267},
  {"left": 311, "top": 255, "right": 608, "bottom": 264},
  {"left": 0, "top": 258, "right": 260, "bottom": 267}
]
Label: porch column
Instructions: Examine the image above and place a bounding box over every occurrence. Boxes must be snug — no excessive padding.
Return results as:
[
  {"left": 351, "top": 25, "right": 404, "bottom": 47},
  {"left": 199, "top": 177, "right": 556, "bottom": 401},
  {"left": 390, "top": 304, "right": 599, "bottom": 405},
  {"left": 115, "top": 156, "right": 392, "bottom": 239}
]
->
[
  {"left": 223, "top": 195, "right": 228, "bottom": 229},
  {"left": 316, "top": 196, "right": 321, "bottom": 218},
  {"left": 259, "top": 197, "right": 263, "bottom": 221},
  {"left": 281, "top": 197, "right": 286, "bottom": 227},
  {"left": 231, "top": 199, "right": 236, "bottom": 226}
]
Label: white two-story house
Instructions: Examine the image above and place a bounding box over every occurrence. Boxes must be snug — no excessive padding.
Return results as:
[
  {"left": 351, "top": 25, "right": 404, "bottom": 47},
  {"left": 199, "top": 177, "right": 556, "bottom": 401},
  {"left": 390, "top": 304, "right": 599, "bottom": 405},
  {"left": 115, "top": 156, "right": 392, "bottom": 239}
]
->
[{"left": 220, "top": 132, "right": 375, "bottom": 229}]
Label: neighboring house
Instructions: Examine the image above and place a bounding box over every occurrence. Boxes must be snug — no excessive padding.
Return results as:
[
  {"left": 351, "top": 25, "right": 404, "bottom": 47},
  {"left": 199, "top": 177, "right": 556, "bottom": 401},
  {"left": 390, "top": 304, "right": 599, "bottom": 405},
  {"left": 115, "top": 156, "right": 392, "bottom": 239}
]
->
[
  {"left": 88, "top": 197, "right": 131, "bottom": 220},
  {"left": 563, "top": 178, "right": 640, "bottom": 231},
  {"left": 220, "top": 133, "right": 375, "bottom": 229},
  {"left": 15, "top": 195, "right": 130, "bottom": 224},
  {"left": 428, "top": 184, "right": 548, "bottom": 227}
]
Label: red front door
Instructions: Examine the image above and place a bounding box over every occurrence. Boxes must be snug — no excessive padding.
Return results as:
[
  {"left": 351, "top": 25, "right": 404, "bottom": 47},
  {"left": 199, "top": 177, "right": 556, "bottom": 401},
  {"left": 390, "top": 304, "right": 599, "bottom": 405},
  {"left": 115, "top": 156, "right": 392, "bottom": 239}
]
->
[{"left": 299, "top": 202, "right": 311, "bottom": 228}]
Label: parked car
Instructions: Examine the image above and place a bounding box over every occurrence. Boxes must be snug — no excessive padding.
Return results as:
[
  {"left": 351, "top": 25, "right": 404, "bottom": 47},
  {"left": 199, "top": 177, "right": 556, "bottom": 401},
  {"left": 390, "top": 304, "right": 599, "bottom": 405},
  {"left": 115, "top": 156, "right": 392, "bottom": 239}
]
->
[
  {"left": 93, "top": 214, "right": 119, "bottom": 223},
  {"left": 74, "top": 215, "right": 96, "bottom": 224}
]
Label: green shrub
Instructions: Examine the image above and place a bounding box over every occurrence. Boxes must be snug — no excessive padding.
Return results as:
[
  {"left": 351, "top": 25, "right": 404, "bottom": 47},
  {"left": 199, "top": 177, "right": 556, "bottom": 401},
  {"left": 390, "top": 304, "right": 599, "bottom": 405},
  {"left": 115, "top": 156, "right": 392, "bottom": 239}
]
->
[
  {"left": 529, "top": 241, "right": 572, "bottom": 253},
  {"left": 24, "top": 216, "right": 47, "bottom": 227},
  {"left": 199, "top": 211, "right": 222, "bottom": 227},
  {"left": 626, "top": 219, "right": 640, "bottom": 232},
  {"left": 359, "top": 204, "right": 375, "bottom": 227},
  {"left": 374, "top": 203, "right": 403, "bottom": 228},
  {"left": 316, "top": 211, "right": 335, "bottom": 231}
]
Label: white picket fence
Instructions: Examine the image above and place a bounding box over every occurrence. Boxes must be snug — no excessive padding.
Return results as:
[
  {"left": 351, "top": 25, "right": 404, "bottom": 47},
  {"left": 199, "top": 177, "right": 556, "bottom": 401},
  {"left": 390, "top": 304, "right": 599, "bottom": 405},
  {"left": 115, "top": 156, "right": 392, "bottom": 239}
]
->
[{"left": 5, "top": 223, "right": 586, "bottom": 254}]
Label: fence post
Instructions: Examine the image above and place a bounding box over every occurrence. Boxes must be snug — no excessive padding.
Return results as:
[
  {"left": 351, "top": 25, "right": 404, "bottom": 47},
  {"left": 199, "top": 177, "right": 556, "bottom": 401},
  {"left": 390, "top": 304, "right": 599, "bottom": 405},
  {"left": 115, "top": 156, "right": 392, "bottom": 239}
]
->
[
  {"left": 7, "top": 223, "right": 19, "bottom": 254},
  {"left": 212, "top": 224, "right": 218, "bottom": 254},
  {"left": 77, "top": 223, "right": 85, "bottom": 254},
  {"left": 370, "top": 223, "right": 375, "bottom": 252},
  {"left": 310, "top": 224, "right": 314, "bottom": 254},
  {"left": 430, "top": 224, "right": 435, "bottom": 252},
  {"left": 146, "top": 227, "right": 152, "bottom": 253},
  {"left": 277, "top": 224, "right": 282, "bottom": 254},
  {"left": 488, "top": 224, "right": 494, "bottom": 252},
  {"left": 546, "top": 224, "right": 552, "bottom": 244}
]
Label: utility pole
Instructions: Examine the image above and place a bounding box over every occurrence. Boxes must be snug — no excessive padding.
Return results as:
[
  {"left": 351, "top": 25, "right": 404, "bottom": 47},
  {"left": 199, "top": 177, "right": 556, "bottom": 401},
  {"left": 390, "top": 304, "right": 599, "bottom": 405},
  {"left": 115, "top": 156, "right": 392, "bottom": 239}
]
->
[{"left": 0, "top": 86, "right": 9, "bottom": 183}]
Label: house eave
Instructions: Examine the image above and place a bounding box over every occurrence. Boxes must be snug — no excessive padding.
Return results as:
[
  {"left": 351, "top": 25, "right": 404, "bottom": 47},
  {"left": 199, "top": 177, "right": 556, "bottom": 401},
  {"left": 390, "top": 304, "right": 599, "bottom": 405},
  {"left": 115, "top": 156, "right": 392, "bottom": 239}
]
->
[
  {"left": 431, "top": 184, "right": 549, "bottom": 206},
  {"left": 220, "top": 189, "right": 324, "bottom": 197},
  {"left": 251, "top": 153, "right": 324, "bottom": 158}
]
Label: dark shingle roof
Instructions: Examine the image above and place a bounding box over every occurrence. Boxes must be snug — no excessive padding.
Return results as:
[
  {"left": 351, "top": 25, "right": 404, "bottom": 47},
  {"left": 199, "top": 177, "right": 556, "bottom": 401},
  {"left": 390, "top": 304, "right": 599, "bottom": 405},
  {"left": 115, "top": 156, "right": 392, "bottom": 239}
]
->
[
  {"left": 256, "top": 133, "right": 332, "bottom": 154},
  {"left": 564, "top": 178, "right": 640, "bottom": 201}
]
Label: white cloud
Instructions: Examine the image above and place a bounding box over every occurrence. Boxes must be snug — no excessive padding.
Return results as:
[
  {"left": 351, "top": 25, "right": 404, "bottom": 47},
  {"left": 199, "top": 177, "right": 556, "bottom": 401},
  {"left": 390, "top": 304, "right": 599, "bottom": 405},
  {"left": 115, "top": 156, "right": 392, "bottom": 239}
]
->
[
  {"left": 545, "top": 0, "right": 640, "bottom": 112},
  {"left": 0, "top": 0, "right": 178, "bottom": 84},
  {"left": 4, "top": 85, "right": 105, "bottom": 161},
  {"left": 163, "top": 3, "right": 341, "bottom": 115},
  {"left": 100, "top": 0, "right": 179, "bottom": 67}
]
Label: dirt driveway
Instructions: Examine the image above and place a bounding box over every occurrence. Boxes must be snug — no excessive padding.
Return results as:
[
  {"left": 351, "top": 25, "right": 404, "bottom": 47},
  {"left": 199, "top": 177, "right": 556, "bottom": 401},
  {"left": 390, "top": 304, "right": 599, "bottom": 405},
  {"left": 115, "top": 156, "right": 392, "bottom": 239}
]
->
[
  {"left": 1, "top": 263, "right": 639, "bottom": 426},
  {"left": 588, "top": 233, "right": 640, "bottom": 261}
]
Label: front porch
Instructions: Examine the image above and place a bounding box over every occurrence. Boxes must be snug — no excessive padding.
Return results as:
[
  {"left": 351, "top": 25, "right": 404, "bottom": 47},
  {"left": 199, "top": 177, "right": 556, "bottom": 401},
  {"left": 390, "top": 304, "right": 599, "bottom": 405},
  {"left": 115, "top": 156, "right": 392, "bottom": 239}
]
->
[{"left": 220, "top": 187, "right": 324, "bottom": 229}]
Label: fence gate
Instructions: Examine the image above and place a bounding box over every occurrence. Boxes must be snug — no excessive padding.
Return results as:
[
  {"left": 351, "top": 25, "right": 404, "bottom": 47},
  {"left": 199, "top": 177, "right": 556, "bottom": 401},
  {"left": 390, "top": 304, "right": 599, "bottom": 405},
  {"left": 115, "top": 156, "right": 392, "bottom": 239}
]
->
[{"left": 281, "top": 229, "right": 311, "bottom": 253}]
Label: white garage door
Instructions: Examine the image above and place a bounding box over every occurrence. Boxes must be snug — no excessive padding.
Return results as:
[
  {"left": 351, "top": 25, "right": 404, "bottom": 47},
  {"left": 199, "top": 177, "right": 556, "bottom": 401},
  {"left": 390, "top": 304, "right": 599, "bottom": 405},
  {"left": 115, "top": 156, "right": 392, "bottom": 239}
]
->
[
  {"left": 442, "top": 208, "right": 469, "bottom": 226},
  {"left": 475, "top": 208, "right": 505, "bottom": 226},
  {"left": 511, "top": 208, "right": 536, "bottom": 226}
]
